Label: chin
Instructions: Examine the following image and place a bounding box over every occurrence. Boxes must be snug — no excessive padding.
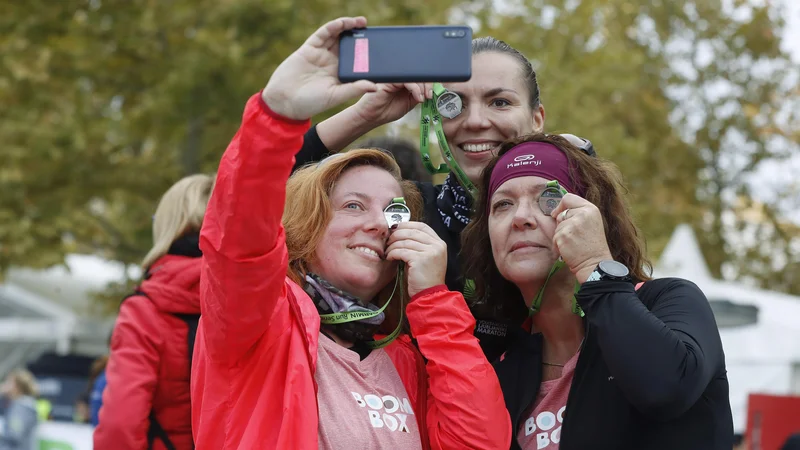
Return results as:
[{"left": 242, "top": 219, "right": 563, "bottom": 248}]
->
[
  {"left": 501, "top": 261, "right": 551, "bottom": 286},
  {"left": 461, "top": 165, "right": 484, "bottom": 183}
]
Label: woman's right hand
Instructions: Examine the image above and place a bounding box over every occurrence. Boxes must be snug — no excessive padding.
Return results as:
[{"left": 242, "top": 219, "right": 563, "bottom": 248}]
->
[
  {"left": 262, "top": 17, "right": 379, "bottom": 121},
  {"left": 351, "top": 83, "right": 433, "bottom": 126}
]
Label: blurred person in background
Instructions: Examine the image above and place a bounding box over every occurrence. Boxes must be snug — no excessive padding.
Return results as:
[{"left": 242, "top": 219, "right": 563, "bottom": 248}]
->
[
  {"left": 731, "top": 433, "right": 745, "bottom": 450},
  {"left": 34, "top": 399, "right": 51, "bottom": 423},
  {"left": 0, "top": 369, "right": 39, "bottom": 450},
  {"left": 356, "top": 136, "right": 433, "bottom": 183},
  {"left": 782, "top": 433, "right": 800, "bottom": 450},
  {"left": 72, "top": 393, "right": 90, "bottom": 424},
  {"left": 94, "top": 173, "right": 214, "bottom": 450},
  {"left": 294, "top": 35, "right": 596, "bottom": 362},
  {"left": 87, "top": 355, "right": 108, "bottom": 426},
  {"left": 462, "top": 134, "right": 733, "bottom": 449}
]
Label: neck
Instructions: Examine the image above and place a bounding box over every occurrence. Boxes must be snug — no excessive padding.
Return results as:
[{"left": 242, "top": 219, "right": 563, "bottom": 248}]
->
[{"left": 520, "top": 268, "right": 585, "bottom": 364}]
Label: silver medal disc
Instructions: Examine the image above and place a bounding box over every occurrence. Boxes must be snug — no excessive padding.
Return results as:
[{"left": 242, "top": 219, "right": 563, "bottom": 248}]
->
[
  {"left": 436, "top": 91, "right": 463, "bottom": 119},
  {"left": 384, "top": 203, "right": 411, "bottom": 226},
  {"left": 539, "top": 188, "right": 564, "bottom": 216}
]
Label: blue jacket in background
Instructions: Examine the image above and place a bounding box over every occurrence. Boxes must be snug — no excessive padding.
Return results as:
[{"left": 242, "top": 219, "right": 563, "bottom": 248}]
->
[{"left": 89, "top": 370, "right": 106, "bottom": 427}]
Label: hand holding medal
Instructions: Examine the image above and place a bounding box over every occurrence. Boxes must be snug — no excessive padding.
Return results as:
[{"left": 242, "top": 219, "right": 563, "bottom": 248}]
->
[{"left": 384, "top": 198, "right": 447, "bottom": 298}]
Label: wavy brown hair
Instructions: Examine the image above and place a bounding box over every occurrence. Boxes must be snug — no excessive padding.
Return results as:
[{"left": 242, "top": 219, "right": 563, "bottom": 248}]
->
[
  {"left": 462, "top": 133, "right": 652, "bottom": 320},
  {"left": 283, "top": 148, "right": 423, "bottom": 334}
]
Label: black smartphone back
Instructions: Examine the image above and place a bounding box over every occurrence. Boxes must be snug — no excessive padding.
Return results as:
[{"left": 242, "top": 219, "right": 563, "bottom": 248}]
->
[{"left": 338, "top": 25, "right": 472, "bottom": 83}]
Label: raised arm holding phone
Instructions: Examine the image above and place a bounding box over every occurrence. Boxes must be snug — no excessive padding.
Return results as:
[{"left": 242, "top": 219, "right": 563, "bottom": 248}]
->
[{"left": 190, "top": 16, "right": 510, "bottom": 450}]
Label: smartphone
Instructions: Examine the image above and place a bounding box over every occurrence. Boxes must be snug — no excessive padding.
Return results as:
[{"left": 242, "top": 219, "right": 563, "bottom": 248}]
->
[{"left": 338, "top": 25, "right": 472, "bottom": 83}]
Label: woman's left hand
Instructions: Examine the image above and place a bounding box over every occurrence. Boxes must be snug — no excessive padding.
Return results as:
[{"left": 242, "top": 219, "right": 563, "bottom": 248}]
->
[
  {"left": 550, "top": 194, "right": 614, "bottom": 283},
  {"left": 262, "top": 17, "right": 378, "bottom": 120},
  {"left": 385, "top": 221, "right": 447, "bottom": 298}
]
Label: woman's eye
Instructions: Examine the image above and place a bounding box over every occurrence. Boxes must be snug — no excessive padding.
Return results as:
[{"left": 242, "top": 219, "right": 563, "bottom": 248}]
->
[
  {"left": 492, "top": 200, "right": 512, "bottom": 211},
  {"left": 344, "top": 203, "right": 363, "bottom": 210},
  {"left": 491, "top": 98, "right": 511, "bottom": 107}
]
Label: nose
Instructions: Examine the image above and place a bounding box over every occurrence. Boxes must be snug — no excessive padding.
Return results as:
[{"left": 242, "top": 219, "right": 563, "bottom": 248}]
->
[
  {"left": 511, "top": 200, "right": 539, "bottom": 231},
  {"left": 364, "top": 207, "right": 390, "bottom": 238},
  {"left": 461, "top": 102, "right": 491, "bottom": 130}
]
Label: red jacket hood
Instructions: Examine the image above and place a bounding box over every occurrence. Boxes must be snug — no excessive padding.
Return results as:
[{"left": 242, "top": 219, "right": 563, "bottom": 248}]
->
[{"left": 139, "top": 255, "right": 201, "bottom": 315}]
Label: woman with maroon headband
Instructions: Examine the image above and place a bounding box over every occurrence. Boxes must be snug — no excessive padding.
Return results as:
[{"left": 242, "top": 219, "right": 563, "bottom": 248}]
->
[{"left": 461, "top": 134, "right": 734, "bottom": 449}]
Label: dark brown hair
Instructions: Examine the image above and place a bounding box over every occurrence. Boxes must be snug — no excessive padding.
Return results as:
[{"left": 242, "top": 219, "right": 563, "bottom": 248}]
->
[
  {"left": 461, "top": 133, "right": 652, "bottom": 320},
  {"left": 357, "top": 136, "right": 433, "bottom": 183},
  {"left": 472, "top": 37, "right": 541, "bottom": 109}
]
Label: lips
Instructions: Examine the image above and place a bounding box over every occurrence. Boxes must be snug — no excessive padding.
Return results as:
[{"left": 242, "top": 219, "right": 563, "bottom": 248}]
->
[{"left": 510, "top": 241, "right": 545, "bottom": 252}]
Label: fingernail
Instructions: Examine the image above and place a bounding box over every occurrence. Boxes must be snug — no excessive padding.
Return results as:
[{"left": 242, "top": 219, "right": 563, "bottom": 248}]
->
[{"left": 391, "top": 224, "right": 398, "bottom": 230}]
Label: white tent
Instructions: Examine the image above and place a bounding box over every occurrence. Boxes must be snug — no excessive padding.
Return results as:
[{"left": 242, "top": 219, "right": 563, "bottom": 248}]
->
[
  {"left": 0, "top": 254, "right": 137, "bottom": 377},
  {"left": 653, "top": 224, "right": 800, "bottom": 433}
]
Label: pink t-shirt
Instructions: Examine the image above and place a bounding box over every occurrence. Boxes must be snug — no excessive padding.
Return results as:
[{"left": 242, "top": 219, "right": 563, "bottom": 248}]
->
[
  {"left": 315, "top": 335, "right": 424, "bottom": 450},
  {"left": 517, "top": 350, "right": 580, "bottom": 450}
]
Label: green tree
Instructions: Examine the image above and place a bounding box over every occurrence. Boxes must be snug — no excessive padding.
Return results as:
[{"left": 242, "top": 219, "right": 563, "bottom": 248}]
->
[
  {"left": 2, "top": 0, "right": 797, "bottom": 308},
  {"left": 452, "top": 0, "right": 798, "bottom": 292},
  {"left": 0, "top": 0, "right": 452, "bottom": 280},
  {"left": 662, "top": 1, "right": 800, "bottom": 292}
]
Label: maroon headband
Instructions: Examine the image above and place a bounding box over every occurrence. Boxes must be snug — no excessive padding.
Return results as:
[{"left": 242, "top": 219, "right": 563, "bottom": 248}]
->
[{"left": 487, "top": 142, "right": 584, "bottom": 205}]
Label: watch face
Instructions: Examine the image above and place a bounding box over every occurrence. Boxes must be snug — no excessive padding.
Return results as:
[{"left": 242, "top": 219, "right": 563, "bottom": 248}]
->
[{"left": 599, "top": 260, "right": 629, "bottom": 278}]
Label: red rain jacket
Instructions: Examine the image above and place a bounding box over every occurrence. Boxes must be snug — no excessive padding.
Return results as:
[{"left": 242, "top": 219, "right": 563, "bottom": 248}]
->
[
  {"left": 190, "top": 93, "right": 512, "bottom": 450},
  {"left": 94, "top": 255, "right": 201, "bottom": 450}
]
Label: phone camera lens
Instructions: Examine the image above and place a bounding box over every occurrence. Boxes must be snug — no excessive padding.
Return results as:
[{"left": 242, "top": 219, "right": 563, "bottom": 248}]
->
[{"left": 457, "top": 30, "right": 465, "bottom": 37}]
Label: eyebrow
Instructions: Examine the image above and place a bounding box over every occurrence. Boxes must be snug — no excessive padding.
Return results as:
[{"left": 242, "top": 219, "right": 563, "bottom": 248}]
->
[
  {"left": 452, "top": 87, "right": 520, "bottom": 99},
  {"left": 341, "top": 192, "right": 372, "bottom": 202},
  {"left": 492, "top": 182, "right": 548, "bottom": 201}
]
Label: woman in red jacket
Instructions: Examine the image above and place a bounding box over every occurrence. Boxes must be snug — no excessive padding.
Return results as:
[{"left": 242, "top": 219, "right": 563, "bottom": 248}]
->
[
  {"left": 94, "top": 173, "right": 214, "bottom": 450},
  {"left": 191, "top": 16, "right": 511, "bottom": 450}
]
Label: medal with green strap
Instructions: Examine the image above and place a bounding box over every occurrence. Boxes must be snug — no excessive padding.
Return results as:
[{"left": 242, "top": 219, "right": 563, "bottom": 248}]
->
[
  {"left": 419, "top": 83, "right": 478, "bottom": 200},
  {"left": 528, "top": 181, "right": 585, "bottom": 317}
]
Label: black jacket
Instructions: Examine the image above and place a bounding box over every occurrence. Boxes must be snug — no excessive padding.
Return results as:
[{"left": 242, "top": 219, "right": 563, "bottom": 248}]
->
[
  {"left": 296, "top": 126, "right": 514, "bottom": 360},
  {"left": 494, "top": 278, "right": 734, "bottom": 450}
]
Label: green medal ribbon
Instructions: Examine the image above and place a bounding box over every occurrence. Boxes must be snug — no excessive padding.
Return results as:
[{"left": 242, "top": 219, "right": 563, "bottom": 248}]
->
[
  {"left": 419, "top": 83, "right": 478, "bottom": 200},
  {"left": 528, "top": 260, "right": 584, "bottom": 318}
]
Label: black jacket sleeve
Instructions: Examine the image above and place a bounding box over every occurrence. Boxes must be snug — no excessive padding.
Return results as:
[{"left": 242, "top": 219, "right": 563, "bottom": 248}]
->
[
  {"left": 293, "top": 124, "right": 331, "bottom": 172},
  {"left": 575, "top": 277, "right": 725, "bottom": 421}
]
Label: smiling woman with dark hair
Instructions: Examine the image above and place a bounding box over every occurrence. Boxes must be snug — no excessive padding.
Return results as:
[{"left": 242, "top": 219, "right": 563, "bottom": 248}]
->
[{"left": 461, "top": 133, "right": 734, "bottom": 450}]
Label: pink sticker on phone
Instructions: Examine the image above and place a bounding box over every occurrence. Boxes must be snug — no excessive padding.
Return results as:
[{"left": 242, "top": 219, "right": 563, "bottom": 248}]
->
[{"left": 353, "top": 38, "right": 369, "bottom": 73}]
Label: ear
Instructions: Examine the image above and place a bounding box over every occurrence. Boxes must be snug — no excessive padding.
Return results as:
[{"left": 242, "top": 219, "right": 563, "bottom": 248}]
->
[{"left": 533, "top": 104, "right": 546, "bottom": 132}]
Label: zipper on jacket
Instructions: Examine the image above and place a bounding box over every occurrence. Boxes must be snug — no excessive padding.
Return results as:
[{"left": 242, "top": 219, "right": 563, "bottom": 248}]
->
[{"left": 558, "top": 324, "right": 589, "bottom": 449}]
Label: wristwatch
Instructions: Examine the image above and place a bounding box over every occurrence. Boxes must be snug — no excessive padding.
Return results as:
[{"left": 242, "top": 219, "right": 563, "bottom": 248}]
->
[{"left": 584, "top": 260, "right": 631, "bottom": 283}]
